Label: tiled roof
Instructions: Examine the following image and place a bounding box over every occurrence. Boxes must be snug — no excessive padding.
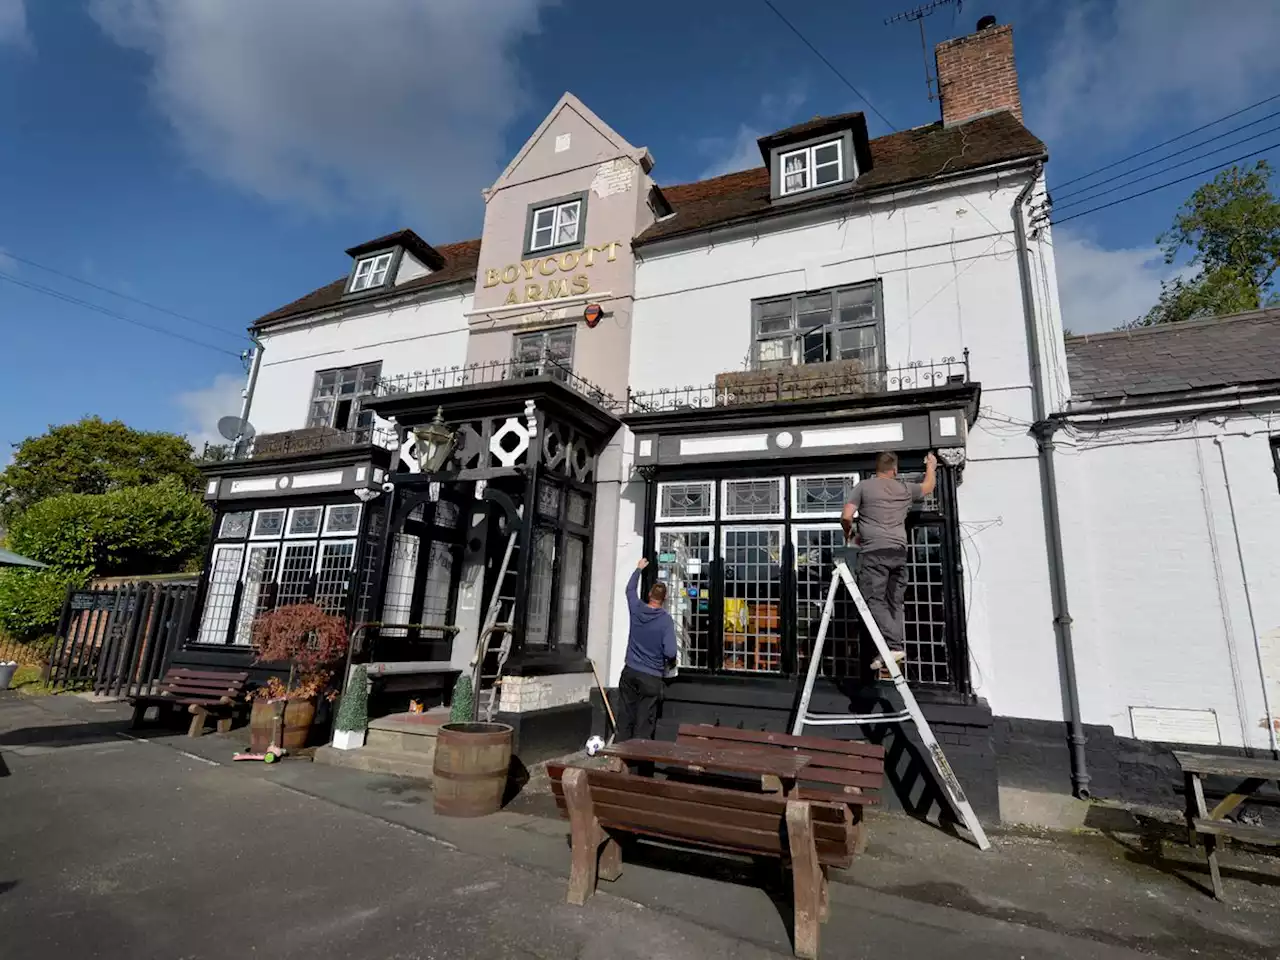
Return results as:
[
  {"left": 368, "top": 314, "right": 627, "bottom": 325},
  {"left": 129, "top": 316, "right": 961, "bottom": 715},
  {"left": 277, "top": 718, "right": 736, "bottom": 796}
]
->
[
  {"left": 254, "top": 111, "right": 1043, "bottom": 326},
  {"left": 346, "top": 228, "right": 446, "bottom": 269},
  {"left": 1064, "top": 308, "right": 1280, "bottom": 404},
  {"left": 254, "top": 238, "right": 481, "bottom": 329},
  {"left": 638, "top": 111, "right": 1045, "bottom": 246}
]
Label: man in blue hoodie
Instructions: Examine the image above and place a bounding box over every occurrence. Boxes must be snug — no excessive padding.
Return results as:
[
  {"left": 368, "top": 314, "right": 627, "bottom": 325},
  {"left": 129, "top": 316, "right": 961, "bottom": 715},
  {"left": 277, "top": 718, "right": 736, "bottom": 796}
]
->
[{"left": 616, "top": 557, "right": 677, "bottom": 741}]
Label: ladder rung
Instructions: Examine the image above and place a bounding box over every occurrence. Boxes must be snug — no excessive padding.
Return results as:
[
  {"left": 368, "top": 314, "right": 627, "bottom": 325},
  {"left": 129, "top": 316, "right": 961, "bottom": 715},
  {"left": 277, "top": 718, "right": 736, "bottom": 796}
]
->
[{"left": 802, "top": 710, "right": 912, "bottom": 725}]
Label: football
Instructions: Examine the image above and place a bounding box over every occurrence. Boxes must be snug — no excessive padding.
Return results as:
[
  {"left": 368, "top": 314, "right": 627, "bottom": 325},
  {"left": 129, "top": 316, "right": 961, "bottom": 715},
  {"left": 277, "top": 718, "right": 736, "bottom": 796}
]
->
[{"left": 585, "top": 735, "right": 605, "bottom": 756}]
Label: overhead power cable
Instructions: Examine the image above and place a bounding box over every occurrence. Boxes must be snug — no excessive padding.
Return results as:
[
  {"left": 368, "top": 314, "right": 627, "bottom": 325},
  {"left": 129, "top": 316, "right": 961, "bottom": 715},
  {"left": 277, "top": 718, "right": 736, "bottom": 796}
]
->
[
  {"left": 1052, "top": 108, "right": 1280, "bottom": 204},
  {"left": 1053, "top": 90, "right": 1280, "bottom": 191},
  {"left": 0, "top": 269, "right": 244, "bottom": 358},
  {"left": 0, "top": 249, "right": 249, "bottom": 343},
  {"left": 1049, "top": 121, "right": 1280, "bottom": 214},
  {"left": 1043, "top": 140, "right": 1280, "bottom": 227},
  {"left": 761, "top": 0, "right": 899, "bottom": 131}
]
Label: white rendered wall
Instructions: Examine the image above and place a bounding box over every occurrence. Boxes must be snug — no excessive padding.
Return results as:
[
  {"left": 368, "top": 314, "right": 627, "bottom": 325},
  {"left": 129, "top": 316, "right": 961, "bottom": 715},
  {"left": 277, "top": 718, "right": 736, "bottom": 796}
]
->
[
  {"left": 615, "top": 171, "right": 1065, "bottom": 716},
  {"left": 1058, "top": 412, "right": 1280, "bottom": 750},
  {"left": 248, "top": 288, "right": 471, "bottom": 434}
]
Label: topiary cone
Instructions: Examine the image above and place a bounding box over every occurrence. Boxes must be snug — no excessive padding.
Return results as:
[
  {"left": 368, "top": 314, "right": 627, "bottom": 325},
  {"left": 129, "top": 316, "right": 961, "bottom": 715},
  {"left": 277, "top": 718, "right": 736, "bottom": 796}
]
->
[
  {"left": 449, "top": 674, "right": 474, "bottom": 723},
  {"left": 335, "top": 664, "right": 369, "bottom": 732}
]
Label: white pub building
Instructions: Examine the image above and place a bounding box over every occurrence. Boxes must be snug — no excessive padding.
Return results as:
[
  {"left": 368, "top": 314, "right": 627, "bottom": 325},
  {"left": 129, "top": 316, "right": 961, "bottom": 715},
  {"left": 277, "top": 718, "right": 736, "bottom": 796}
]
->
[{"left": 188, "top": 18, "right": 1280, "bottom": 820}]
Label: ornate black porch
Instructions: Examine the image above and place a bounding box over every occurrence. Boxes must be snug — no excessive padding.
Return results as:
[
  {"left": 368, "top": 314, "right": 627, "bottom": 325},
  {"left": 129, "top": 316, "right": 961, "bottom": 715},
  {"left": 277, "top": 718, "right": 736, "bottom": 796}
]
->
[{"left": 362, "top": 360, "right": 622, "bottom": 681}]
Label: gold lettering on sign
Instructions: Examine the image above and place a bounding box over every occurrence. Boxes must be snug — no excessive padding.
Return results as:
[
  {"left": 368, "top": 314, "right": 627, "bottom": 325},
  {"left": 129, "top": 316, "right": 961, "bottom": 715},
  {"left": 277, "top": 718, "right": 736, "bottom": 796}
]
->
[{"left": 478, "top": 240, "right": 620, "bottom": 306}]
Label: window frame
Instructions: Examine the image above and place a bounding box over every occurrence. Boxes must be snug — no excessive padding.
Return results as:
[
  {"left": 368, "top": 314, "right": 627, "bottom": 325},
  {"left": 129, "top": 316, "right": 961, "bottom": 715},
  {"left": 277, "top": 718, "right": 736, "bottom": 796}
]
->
[
  {"left": 512, "top": 326, "right": 575, "bottom": 380},
  {"left": 285, "top": 506, "right": 325, "bottom": 539},
  {"left": 218, "top": 511, "right": 252, "bottom": 540},
  {"left": 779, "top": 139, "right": 843, "bottom": 197},
  {"left": 306, "top": 361, "right": 383, "bottom": 440},
  {"left": 249, "top": 508, "right": 287, "bottom": 540},
  {"left": 721, "top": 477, "right": 786, "bottom": 521},
  {"left": 655, "top": 480, "right": 717, "bottom": 523},
  {"left": 790, "top": 473, "right": 861, "bottom": 520},
  {"left": 347, "top": 249, "right": 398, "bottom": 294},
  {"left": 322, "top": 503, "right": 363, "bottom": 537},
  {"left": 523, "top": 191, "right": 589, "bottom": 256},
  {"left": 768, "top": 128, "right": 858, "bottom": 202},
  {"left": 751, "top": 281, "right": 884, "bottom": 373}
]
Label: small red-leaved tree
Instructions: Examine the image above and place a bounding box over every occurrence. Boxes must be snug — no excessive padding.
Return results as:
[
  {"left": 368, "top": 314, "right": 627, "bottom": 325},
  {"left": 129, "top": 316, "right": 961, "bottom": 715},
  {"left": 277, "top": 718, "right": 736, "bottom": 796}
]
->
[{"left": 250, "top": 603, "right": 349, "bottom": 702}]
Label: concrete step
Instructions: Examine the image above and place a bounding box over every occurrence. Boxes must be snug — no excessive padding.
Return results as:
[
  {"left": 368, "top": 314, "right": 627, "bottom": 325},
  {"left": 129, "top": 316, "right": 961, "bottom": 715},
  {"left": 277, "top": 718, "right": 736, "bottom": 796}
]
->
[
  {"left": 364, "top": 708, "right": 450, "bottom": 756},
  {"left": 314, "top": 744, "right": 435, "bottom": 782}
]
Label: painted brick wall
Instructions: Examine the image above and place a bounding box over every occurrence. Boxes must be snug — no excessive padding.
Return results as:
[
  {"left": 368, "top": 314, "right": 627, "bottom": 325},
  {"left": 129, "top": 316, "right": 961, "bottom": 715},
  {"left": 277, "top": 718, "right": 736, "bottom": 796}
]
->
[
  {"left": 935, "top": 24, "right": 1023, "bottom": 127},
  {"left": 498, "top": 673, "right": 594, "bottom": 714}
]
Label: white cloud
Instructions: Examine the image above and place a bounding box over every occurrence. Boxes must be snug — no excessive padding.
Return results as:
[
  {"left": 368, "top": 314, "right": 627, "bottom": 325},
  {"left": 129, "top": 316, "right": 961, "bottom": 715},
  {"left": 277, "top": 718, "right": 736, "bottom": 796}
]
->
[
  {"left": 175, "top": 372, "right": 245, "bottom": 452},
  {"left": 0, "top": 0, "right": 29, "bottom": 49},
  {"left": 89, "top": 0, "right": 551, "bottom": 233},
  {"left": 1053, "top": 226, "right": 1181, "bottom": 333},
  {"left": 697, "top": 85, "right": 807, "bottom": 179},
  {"left": 1027, "top": 0, "right": 1280, "bottom": 146}
]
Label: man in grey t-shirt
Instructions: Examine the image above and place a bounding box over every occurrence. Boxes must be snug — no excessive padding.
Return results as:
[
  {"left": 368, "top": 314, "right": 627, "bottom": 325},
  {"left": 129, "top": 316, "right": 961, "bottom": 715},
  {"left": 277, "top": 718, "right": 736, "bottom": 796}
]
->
[{"left": 841, "top": 451, "right": 937, "bottom": 672}]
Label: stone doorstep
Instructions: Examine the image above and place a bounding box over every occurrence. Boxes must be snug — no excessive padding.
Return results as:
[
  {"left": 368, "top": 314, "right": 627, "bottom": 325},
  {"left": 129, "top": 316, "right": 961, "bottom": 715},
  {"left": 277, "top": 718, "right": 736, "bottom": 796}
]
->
[
  {"left": 365, "top": 728, "right": 440, "bottom": 757},
  {"left": 367, "top": 708, "right": 450, "bottom": 734},
  {"left": 314, "top": 744, "right": 435, "bottom": 782}
]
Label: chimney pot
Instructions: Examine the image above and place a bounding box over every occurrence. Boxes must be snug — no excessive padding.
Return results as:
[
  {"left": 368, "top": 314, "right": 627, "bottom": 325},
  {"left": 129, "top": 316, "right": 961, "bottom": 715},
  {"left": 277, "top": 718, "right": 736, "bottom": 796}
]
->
[{"left": 977, "top": 15, "right": 998, "bottom": 31}]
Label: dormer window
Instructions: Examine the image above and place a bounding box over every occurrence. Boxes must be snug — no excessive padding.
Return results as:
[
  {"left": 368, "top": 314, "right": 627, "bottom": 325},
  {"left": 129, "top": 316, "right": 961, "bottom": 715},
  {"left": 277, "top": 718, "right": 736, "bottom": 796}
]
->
[
  {"left": 780, "top": 140, "right": 843, "bottom": 196},
  {"left": 350, "top": 252, "right": 393, "bottom": 292},
  {"left": 525, "top": 192, "right": 588, "bottom": 256}
]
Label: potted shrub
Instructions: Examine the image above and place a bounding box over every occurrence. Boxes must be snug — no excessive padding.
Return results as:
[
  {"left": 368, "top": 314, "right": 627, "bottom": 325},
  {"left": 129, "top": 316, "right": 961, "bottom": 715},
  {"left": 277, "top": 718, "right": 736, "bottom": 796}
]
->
[
  {"left": 332, "top": 663, "right": 369, "bottom": 750},
  {"left": 249, "top": 603, "right": 349, "bottom": 752}
]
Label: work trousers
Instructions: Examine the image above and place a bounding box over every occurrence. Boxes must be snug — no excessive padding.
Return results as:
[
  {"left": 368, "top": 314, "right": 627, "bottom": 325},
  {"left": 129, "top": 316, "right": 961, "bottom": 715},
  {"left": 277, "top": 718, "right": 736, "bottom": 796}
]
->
[
  {"left": 615, "top": 666, "right": 664, "bottom": 741},
  {"left": 855, "top": 544, "right": 909, "bottom": 652}
]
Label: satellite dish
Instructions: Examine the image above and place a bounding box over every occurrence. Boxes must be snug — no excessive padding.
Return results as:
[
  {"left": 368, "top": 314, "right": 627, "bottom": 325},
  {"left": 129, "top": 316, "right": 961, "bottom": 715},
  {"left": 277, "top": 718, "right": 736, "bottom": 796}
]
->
[{"left": 217, "top": 416, "right": 256, "bottom": 442}]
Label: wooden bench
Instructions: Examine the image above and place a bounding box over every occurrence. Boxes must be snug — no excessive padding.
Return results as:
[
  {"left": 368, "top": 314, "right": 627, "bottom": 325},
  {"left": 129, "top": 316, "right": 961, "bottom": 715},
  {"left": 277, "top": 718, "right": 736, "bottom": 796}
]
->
[
  {"left": 1176, "top": 750, "right": 1280, "bottom": 899},
  {"left": 547, "top": 763, "right": 855, "bottom": 959},
  {"left": 130, "top": 668, "right": 249, "bottom": 737},
  {"left": 676, "top": 724, "right": 885, "bottom": 852}
]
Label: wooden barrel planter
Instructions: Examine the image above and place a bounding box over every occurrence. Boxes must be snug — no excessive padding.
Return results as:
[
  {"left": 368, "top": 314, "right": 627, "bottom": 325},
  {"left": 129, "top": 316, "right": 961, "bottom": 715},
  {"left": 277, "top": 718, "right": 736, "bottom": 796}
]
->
[
  {"left": 250, "top": 699, "right": 316, "bottom": 751},
  {"left": 432, "top": 722, "right": 513, "bottom": 817}
]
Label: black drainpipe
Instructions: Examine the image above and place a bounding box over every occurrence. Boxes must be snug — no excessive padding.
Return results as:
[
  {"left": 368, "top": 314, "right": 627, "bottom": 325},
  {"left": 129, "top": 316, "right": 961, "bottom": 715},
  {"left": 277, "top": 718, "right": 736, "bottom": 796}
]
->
[{"left": 1013, "top": 165, "right": 1091, "bottom": 800}]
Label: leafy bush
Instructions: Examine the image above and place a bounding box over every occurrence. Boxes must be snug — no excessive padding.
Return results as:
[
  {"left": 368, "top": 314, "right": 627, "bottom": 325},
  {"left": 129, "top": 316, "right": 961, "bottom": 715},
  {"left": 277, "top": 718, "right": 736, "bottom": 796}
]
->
[
  {"left": 0, "top": 416, "right": 202, "bottom": 522},
  {"left": 0, "top": 568, "right": 87, "bottom": 641},
  {"left": 6, "top": 479, "right": 211, "bottom": 576},
  {"left": 250, "top": 603, "right": 350, "bottom": 702}
]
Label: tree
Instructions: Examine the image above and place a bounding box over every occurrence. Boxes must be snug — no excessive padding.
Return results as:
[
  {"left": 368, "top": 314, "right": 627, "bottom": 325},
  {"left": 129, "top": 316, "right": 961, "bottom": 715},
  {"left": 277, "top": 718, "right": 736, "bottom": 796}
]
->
[
  {"left": 1137, "top": 161, "right": 1280, "bottom": 326},
  {"left": 0, "top": 417, "right": 203, "bottom": 523},
  {"left": 4, "top": 479, "right": 211, "bottom": 577}
]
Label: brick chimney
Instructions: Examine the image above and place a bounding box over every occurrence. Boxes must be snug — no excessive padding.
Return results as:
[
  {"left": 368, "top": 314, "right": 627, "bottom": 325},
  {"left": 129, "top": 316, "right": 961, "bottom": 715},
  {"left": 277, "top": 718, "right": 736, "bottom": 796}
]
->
[{"left": 935, "top": 16, "right": 1022, "bottom": 127}]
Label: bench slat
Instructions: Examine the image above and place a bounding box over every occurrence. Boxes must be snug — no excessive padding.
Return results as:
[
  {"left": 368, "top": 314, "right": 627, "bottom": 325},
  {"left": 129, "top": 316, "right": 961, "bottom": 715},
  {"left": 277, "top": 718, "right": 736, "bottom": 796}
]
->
[
  {"left": 797, "top": 786, "right": 881, "bottom": 806},
  {"left": 551, "top": 784, "right": 852, "bottom": 845},
  {"left": 1191, "top": 818, "right": 1280, "bottom": 846},
  {"left": 163, "top": 676, "right": 247, "bottom": 688},
  {"left": 681, "top": 735, "right": 885, "bottom": 775},
  {"left": 167, "top": 669, "right": 249, "bottom": 680},
  {"left": 546, "top": 763, "right": 848, "bottom": 823},
  {"left": 678, "top": 724, "right": 885, "bottom": 759},
  {"left": 585, "top": 801, "right": 851, "bottom": 864},
  {"left": 794, "top": 767, "right": 884, "bottom": 790}
]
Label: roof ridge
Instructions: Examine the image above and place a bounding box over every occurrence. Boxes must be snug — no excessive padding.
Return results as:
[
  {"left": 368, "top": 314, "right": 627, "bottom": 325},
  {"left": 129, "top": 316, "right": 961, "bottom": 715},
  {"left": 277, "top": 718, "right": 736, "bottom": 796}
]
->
[{"left": 1066, "top": 307, "right": 1280, "bottom": 344}]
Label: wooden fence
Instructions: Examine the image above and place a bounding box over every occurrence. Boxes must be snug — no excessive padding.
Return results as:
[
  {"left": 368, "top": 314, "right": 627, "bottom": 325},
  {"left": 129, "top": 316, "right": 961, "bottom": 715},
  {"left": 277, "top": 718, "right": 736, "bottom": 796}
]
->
[{"left": 47, "top": 582, "right": 198, "bottom": 696}]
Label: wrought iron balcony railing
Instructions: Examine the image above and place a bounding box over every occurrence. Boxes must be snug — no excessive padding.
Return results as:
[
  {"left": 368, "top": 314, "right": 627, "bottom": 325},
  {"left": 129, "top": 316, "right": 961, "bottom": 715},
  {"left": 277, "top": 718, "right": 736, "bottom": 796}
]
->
[
  {"left": 374, "top": 358, "right": 623, "bottom": 410},
  {"left": 625, "top": 353, "right": 970, "bottom": 414}
]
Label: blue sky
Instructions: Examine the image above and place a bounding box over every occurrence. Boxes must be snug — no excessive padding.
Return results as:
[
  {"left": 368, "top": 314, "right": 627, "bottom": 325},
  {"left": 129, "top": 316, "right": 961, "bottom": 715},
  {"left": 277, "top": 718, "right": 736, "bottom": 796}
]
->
[{"left": 3, "top": 0, "right": 1280, "bottom": 459}]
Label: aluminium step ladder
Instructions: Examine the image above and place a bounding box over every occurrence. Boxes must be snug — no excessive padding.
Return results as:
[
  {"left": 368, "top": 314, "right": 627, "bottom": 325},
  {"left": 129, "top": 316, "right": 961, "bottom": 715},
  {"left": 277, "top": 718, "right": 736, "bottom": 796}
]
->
[
  {"left": 471, "top": 507, "right": 522, "bottom": 722},
  {"left": 791, "top": 546, "right": 991, "bottom": 851}
]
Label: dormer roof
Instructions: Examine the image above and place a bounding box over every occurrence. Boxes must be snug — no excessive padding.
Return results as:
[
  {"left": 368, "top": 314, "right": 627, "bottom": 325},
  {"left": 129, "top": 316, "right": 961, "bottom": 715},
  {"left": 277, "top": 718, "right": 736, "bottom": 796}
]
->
[{"left": 345, "top": 228, "right": 446, "bottom": 271}]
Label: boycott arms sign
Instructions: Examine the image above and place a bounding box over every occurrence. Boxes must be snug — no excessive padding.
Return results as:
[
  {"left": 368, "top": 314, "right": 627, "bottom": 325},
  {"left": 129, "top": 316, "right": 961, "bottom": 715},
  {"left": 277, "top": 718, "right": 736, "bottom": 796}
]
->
[{"left": 483, "top": 241, "right": 620, "bottom": 306}]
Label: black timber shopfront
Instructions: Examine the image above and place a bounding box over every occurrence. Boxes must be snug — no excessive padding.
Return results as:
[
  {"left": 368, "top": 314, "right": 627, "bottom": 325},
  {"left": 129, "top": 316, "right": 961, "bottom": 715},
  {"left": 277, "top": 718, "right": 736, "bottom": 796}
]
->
[{"left": 624, "top": 380, "right": 1001, "bottom": 817}]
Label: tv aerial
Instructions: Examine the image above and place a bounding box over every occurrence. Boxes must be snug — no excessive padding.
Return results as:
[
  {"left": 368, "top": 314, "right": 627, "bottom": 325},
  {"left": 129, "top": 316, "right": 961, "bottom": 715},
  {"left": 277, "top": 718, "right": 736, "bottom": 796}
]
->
[{"left": 885, "top": 0, "right": 960, "bottom": 102}]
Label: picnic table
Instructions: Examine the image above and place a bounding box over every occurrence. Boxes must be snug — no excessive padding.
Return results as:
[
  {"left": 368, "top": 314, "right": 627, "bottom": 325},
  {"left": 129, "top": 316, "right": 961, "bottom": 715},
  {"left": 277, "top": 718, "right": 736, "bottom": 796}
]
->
[
  {"left": 600, "top": 738, "right": 813, "bottom": 796},
  {"left": 1175, "top": 750, "right": 1280, "bottom": 899}
]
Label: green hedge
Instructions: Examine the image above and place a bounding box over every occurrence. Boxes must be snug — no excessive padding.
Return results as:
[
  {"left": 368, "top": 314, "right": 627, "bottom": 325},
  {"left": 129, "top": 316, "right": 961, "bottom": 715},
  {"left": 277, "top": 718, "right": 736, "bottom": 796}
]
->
[
  {"left": 6, "top": 479, "right": 211, "bottom": 576},
  {"left": 0, "top": 568, "right": 86, "bottom": 641}
]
